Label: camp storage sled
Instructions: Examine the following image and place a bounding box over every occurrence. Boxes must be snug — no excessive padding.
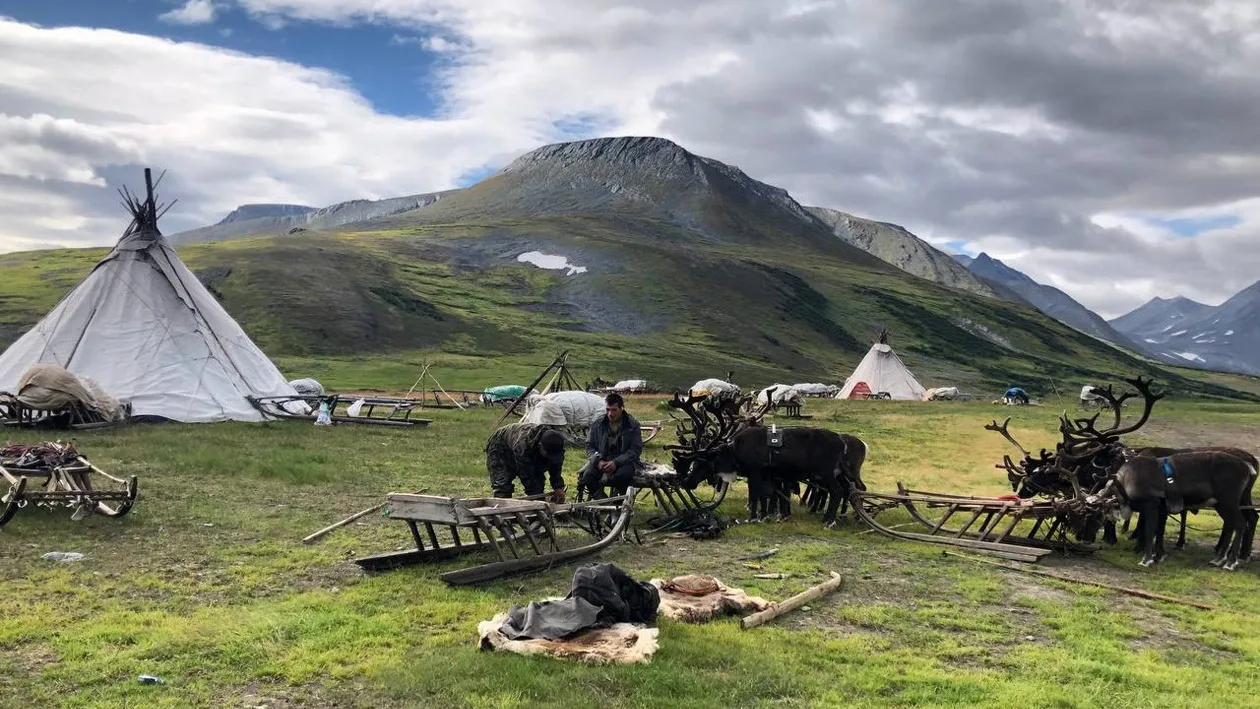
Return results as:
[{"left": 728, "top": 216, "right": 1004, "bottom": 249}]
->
[
  {"left": 0, "top": 442, "right": 137, "bottom": 527},
  {"left": 354, "top": 488, "right": 636, "bottom": 585},
  {"left": 851, "top": 483, "right": 1096, "bottom": 562}
]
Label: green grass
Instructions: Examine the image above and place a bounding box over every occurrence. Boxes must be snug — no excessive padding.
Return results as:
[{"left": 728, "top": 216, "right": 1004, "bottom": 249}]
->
[{"left": 5, "top": 396, "right": 1260, "bottom": 708}]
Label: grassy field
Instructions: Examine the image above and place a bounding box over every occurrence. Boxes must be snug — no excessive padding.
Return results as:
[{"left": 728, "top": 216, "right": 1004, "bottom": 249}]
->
[{"left": 5, "top": 394, "right": 1260, "bottom": 708}]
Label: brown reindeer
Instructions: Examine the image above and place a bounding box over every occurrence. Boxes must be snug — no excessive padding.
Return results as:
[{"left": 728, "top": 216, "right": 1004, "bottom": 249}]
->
[{"left": 1094, "top": 451, "right": 1258, "bottom": 569}]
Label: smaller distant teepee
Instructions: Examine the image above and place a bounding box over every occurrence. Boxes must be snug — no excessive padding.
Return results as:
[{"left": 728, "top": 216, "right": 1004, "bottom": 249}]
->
[{"left": 835, "top": 329, "right": 926, "bottom": 401}]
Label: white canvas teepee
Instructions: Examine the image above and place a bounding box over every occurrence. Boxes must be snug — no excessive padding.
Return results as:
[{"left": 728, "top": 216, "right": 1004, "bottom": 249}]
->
[
  {"left": 0, "top": 169, "right": 307, "bottom": 423},
  {"left": 835, "top": 332, "right": 926, "bottom": 401}
]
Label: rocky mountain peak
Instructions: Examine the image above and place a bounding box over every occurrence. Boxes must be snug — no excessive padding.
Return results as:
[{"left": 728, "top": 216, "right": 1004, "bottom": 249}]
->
[{"left": 217, "top": 204, "right": 315, "bottom": 225}]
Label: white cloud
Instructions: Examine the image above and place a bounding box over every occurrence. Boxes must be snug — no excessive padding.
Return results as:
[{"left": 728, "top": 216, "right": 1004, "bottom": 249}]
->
[
  {"left": 0, "top": 18, "right": 550, "bottom": 240},
  {"left": 159, "top": 0, "right": 219, "bottom": 25}
]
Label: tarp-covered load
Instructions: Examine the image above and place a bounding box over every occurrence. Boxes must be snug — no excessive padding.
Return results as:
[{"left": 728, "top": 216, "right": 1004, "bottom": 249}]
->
[
  {"left": 922, "top": 386, "right": 959, "bottom": 401},
  {"left": 836, "top": 342, "right": 926, "bottom": 401},
  {"left": 756, "top": 384, "right": 802, "bottom": 406},
  {"left": 289, "top": 378, "right": 325, "bottom": 397},
  {"left": 792, "top": 383, "right": 838, "bottom": 397},
  {"left": 10, "top": 363, "right": 126, "bottom": 422},
  {"left": 612, "top": 379, "right": 647, "bottom": 392},
  {"left": 522, "top": 391, "right": 606, "bottom": 427},
  {"left": 0, "top": 170, "right": 307, "bottom": 423},
  {"left": 689, "top": 379, "right": 740, "bottom": 399},
  {"left": 483, "top": 385, "right": 527, "bottom": 403}
]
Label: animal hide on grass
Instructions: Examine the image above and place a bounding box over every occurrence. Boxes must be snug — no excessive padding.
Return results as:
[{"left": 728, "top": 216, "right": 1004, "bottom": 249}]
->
[
  {"left": 477, "top": 613, "right": 659, "bottom": 664},
  {"left": 650, "top": 576, "right": 772, "bottom": 623}
]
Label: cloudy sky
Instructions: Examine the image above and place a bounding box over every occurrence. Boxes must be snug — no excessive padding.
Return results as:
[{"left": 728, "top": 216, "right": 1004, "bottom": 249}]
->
[{"left": 2, "top": 0, "right": 1258, "bottom": 318}]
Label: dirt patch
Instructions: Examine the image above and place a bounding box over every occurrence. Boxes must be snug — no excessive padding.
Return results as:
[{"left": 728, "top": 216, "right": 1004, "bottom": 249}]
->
[
  {"left": 1138, "top": 420, "right": 1260, "bottom": 451},
  {"left": 1000, "top": 572, "right": 1072, "bottom": 604},
  {"left": 7, "top": 642, "right": 60, "bottom": 677}
]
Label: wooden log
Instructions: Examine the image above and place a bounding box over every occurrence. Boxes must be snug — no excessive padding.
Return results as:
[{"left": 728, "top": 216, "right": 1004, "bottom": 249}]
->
[
  {"left": 941, "top": 551, "right": 1221, "bottom": 611},
  {"left": 302, "top": 503, "right": 386, "bottom": 544},
  {"left": 740, "top": 572, "right": 843, "bottom": 630}
]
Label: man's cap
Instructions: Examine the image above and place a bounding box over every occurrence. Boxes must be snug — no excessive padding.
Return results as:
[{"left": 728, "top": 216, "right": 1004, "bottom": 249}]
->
[{"left": 540, "top": 429, "right": 566, "bottom": 466}]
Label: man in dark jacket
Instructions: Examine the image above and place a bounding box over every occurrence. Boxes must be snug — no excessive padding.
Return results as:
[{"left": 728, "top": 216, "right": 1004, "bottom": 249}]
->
[
  {"left": 579, "top": 393, "right": 643, "bottom": 499},
  {"left": 485, "top": 422, "right": 568, "bottom": 501}
]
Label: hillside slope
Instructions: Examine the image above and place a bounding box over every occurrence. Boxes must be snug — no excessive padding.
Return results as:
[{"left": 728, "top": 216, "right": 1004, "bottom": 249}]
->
[
  {"left": 0, "top": 136, "right": 1247, "bottom": 399},
  {"left": 807, "top": 207, "right": 1001, "bottom": 299},
  {"left": 956, "top": 253, "right": 1155, "bottom": 357}
]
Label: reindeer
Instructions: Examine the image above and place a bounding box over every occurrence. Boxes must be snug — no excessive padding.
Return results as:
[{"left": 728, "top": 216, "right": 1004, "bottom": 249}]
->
[
  {"left": 797, "top": 434, "right": 868, "bottom": 518},
  {"left": 1093, "top": 451, "right": 1257, "bottom": 569},
  {"left": 667, "top": 388, "right": 864, "bottom": 526},
  {"left": 680, "top": 425, "right": 865, "bottom": 527},
  {"left": 989, "top": 376, "right": 1259, "bottom": 567}
]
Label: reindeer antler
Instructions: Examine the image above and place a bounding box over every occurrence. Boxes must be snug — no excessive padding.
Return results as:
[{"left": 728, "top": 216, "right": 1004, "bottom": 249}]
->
[{"left": 985, "top": 417, "right": 1030, "bottom": 456}]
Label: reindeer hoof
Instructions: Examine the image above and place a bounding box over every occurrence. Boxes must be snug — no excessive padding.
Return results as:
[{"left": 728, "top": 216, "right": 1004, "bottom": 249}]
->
[
  {"left": 1224, "top": 560, "right": 1240, "bottom": 571},
  {"left": 1208, "top": 556, "right": 1225, "bottom": 567},
  {"left": 823, "top": 520, "right": 838, "bottom": 530},
  {"left": 1138, "top": 558, "right": 1154, "bottom": 568}
]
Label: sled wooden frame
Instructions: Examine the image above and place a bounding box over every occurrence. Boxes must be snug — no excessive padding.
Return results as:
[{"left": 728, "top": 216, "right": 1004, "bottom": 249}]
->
[
  {"left": 353, "top": 487, "right": 637, "bottom": 585},
  {"left": 0, "top": 453, "right": 138, "bottom": 528},
  {"left": 851, "top": 482, "right": 1097, "bottom": 563},
  {"left": 625, "top": 465, "right": 730, "bottom": 515},
  {"left": 0, "top": 394, "right": 128, "bottom": 431},
  {"left": 247, "top": 395, "right": 432, "bottom": 427}
]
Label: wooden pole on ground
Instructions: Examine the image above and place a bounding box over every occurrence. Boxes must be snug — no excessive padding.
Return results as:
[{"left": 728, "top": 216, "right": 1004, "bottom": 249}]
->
[
  {"left": 302, "top": 488, "right": 429, "bottom": 544},
  {"left": 740, "top": 572, "right": 843, "bottom": 630},
  {"left": 942, "top": 551, "right": 1220, "bottom": 611}
]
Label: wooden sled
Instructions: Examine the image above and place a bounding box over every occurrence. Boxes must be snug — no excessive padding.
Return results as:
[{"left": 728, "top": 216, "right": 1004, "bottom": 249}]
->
[
  {"left": 0, "top": 395, "right": 130, "bottom": 431},
  {"left": 248, "top": 395, "right": 432, "bottom": 427},
  {"left": 354, "top": 487, "right": 637, "bottom": 585},
  {"left": 0, "top": 443, "right": 137, "bottom": 528},
  {"left": 851, "top": 482, "right": 1097, "bottom": 563}
]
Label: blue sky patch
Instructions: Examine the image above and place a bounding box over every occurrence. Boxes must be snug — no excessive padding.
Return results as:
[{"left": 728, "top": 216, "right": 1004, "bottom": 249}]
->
[
  {"left": 0, "top": 0, "right": 446, "bottom": 117},
  {"left": 1147, "top": 213, "right": 1242, "bottom": 237},
  {"left": 942, "top": 239, "right": 976, "bottom": 256}
]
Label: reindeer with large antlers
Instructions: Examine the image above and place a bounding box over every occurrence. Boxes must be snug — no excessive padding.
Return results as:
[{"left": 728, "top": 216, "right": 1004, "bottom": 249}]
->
[
  {"left": 990, "top": 376, "right": 1259, "bottom": 568},
  {"left": 669, "top": 388, "right": 866, "bottom": 526}
]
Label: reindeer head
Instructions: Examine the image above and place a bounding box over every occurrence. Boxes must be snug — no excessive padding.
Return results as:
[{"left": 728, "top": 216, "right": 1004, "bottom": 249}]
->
[{"left": 665, "top": 390, "right": 768, "bottom": 489}]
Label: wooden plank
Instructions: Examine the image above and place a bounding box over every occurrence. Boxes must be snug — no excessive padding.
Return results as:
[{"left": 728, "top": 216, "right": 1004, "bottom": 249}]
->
[
  {"left": 386, "top": 494, "right": 462, "bottom": 525},
  {"left": 740, "top": 573, "right": 843, "bottom": 630}
]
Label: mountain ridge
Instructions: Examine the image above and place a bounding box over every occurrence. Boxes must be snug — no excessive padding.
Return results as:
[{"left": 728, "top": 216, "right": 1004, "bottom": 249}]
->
[
  {"left": 1111, "top": 280, "right": 1260, "bottom": 375},
  {"left": 806, "top": 206, "right": 1002, "bottom": 299},
  {"left": 2, "top": 134, "right": 1245, "bottom": 398}
]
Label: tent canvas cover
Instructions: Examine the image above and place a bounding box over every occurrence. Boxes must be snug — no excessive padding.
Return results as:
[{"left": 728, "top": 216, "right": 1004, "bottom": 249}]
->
[
  {"left": 0, "top": 169, "right": 306, "bottom": 423},
  {"left": 521, "top": 391, "right": 606, "bottom": 427},
  {"left": 836, "top": 342, "right": 926, "bottom": 401}
]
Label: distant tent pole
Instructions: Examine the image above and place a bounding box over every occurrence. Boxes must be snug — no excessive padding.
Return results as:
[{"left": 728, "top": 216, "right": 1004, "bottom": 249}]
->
[{"left": 496, "top": 350, "right": 575, "bottom": 426}]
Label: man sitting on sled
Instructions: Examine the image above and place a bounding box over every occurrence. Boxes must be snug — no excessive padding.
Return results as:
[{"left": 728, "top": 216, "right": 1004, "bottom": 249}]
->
[{"left": 579, "top": 393, "right": 644, "bottom": 499}]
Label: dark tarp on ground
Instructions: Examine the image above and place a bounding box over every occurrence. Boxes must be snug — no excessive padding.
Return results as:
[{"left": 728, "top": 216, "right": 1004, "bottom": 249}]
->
[{"left": 500, "top": 563, "right": 660, "bottom": 640}]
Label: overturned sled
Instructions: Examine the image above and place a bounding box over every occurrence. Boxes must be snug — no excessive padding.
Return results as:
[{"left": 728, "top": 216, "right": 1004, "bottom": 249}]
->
[
  {"left": 354, "top": 488, "right": 637, "bottom": 585},
  {"left": 0, "top": 441, "right": 137, "bottom": 528}
]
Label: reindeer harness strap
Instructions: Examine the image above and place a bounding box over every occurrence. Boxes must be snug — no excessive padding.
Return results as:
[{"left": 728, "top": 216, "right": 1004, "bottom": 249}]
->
[
  {"left": 767, "top": 424, "right": 784, "bottom": 465},
  {"left": 1161, "top": 457, "right": 1185, "bottom": 514}
]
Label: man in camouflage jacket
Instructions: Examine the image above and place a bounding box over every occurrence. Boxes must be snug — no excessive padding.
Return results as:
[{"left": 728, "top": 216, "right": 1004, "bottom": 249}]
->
[{"left": 485, "top": 422, "right": 568, "bottom": 500}]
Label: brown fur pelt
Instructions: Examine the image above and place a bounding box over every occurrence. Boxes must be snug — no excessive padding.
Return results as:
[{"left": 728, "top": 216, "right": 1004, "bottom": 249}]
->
[
  {"left": 650, "top": 575, "right": 772, "bottom": 623},
  {"left": 477, "top": 614, "right": 659, "bottom": 665}
]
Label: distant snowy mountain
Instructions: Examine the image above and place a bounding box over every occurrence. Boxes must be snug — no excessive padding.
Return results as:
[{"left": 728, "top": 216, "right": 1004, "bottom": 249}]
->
[{"left": 1110, "top": 284, "right": 1260, "bottom": 376}]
